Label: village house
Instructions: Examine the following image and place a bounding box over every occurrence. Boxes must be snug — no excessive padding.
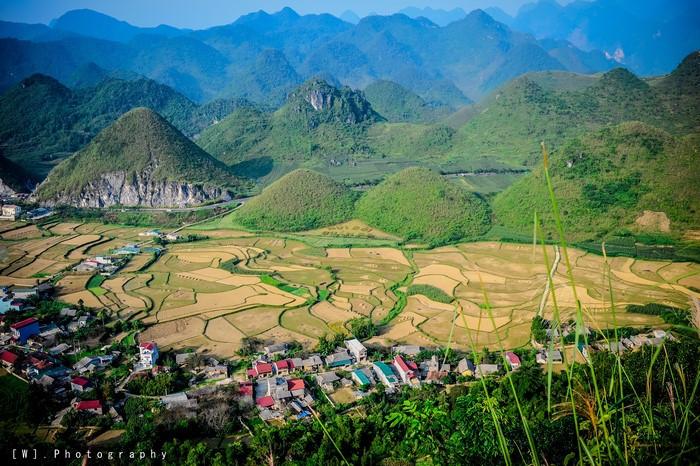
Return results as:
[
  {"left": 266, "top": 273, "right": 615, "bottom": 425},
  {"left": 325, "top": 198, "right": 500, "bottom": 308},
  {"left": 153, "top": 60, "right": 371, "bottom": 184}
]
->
[
  {"left": 372, "top": 361, "right": 399, "bottom": 390},
  {"left": 0, "top": 349, "right": 19, "bottom": 369},
  {"left": 345, "top": 338, "right": 367, "bottom": 362},
  {"left": 238, "top": 382, "right": 254, "bottom": 405},
  {"left": 505, "top": 352, "right": 521, "bottom": 370},
  {"left": 351, "top": 367, "right": 374, "bottom": 387},
  {"left": 264, "top": 343, "right": 287, "bottom": 357},
  {"left": 536, "top": 349, "right": 563, "bottom": 365},
  {"left": 316, "top": 371, "right": 340, "bottom": 392},
  {"left": 392, "top": 345, "right": 422, "bottom": 357},
  {"left": 0, "top": 204, "right": 21, "bottom": 221},
  {"left": 300, "top": 355, "right": 323, "bottom": 372},
  {"left": 139, "top": 341, "right": 159, "bottom": 369},
  {"left": 73, "top": 400, "right": 103, "bottom": 415},
  {"left": 165, "top": 233, "right": 181, "bottom": 241},
  {"left": 273, "top": 359, "right": 293, "bottom": 376},
  {"left": 203, "top": 364, "right": 228, "bottom": 380},
  {"left": 393, "top": 355, "right": 420, "bottom": 386},
  {"left": 325, "top": 350, "right": 353, "bottom": 368},
  {"left": 11, "top": 317, "right": 40, "bottom": 344},
  {"left": 48, "top": 343, "right": 71, "bottom": 356},
  {"left": 476, "top": 364, "right": 500, "bottom": 379},
  {"left": 457, "top": 358, "right": 476, "bottom": 377},
  {"left": 114, "top": 245, "right": 140, "bottom": 255},
  {"left": 70, "top": 376, "right": 91, "bottom": 392},
  {"left": 247, "top": 360, "right": 273, "bottom": 379},
  {"left": 139, "top": 229, "right": 161, "bottom": 237},
  {"left": 421, "top": 355, "right": 450, "bottom": 383},
  {"left": 287, "top": 378, "right": 305, "bottom": 397}
]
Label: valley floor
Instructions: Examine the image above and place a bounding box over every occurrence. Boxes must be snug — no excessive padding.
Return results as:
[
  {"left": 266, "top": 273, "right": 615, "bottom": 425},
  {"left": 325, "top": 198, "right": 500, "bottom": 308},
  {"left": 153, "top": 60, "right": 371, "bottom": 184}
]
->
[{"left": 1, "top": 218, "right": 697, "bottom": 358}]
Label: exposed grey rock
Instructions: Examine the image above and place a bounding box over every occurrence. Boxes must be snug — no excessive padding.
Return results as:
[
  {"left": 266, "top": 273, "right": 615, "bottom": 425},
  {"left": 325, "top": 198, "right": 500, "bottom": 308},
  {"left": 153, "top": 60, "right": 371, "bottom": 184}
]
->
[{"left": 36, "top": 171, "right": 229, "bottom": 208}]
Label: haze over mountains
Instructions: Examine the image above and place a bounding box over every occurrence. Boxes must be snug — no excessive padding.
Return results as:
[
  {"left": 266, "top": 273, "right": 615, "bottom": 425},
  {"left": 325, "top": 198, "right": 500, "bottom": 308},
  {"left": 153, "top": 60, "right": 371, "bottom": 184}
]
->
[
  {"left": 1, "top": 1, "right": 699, "bottom": 243},
  {"left": 0, "top": 3, "right": 649, "bottom": 107}
]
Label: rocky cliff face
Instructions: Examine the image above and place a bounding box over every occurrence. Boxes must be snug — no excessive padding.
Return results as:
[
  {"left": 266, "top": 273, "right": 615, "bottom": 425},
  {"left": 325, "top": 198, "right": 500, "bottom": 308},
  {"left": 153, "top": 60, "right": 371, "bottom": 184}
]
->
[
  {"left": 0, "top": 178, "right": 17, "bottom": 197},
  {"left": 38, "top": 171, "right": 230, "bottom": 208}
]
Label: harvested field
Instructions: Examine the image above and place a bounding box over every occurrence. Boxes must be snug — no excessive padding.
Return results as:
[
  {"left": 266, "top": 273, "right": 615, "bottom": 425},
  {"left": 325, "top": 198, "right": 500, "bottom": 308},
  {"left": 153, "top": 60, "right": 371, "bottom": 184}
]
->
[
  {"left": 60, "top": 290, "right": 104, "bottom": 309},
  {"left": 280, "top": 307, "right": 329, "bottom": 338},
  {"left": 311, "top": 301, "right": 361, "bottom": 325},
  {"left": 306, "top": 219, "right": 401, "bottom": 240},
  {"left": 1, "top": 225, "right": 42, "bottom": 240},
  {"left": 226, "top": 307, "right": 282, "bottom": 336}
]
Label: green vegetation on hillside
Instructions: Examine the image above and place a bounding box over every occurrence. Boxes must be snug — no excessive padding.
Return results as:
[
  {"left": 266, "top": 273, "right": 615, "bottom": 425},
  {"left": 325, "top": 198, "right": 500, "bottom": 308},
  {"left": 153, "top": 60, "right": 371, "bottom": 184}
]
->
[
  {"left": 233, "top": 169, "right": 356, "bottom": 231},
  {"left": 363, "top": 80, "right": 452, "bottom": 123},
  {"left": 492, "top": 122, "right": 700, "bottom": 241},
  {"left": 0, "top": 74, "right": 247, "bottom": 177},
  {"left": 34, "top": 108, "right": 248, "bottom": 201},
  {"left": 448, "top": 57, "right": 700, "bottom": 167},
  {"left": 356, "top": 167, "right": 491, "bottom": 246}
]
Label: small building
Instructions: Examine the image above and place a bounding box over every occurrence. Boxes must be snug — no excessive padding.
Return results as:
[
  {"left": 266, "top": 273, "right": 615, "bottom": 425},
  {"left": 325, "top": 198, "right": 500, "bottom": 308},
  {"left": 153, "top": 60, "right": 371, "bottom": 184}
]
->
[
  {"left": 287, "top": 378, "right": 305, "bottom": 397},
  {"left": 0, "top": 205, "right": 21, "bottom": 220},
  {"left": 392, "top": 345, "right": 422, "bottom": 357},
  {"left": 74, "top": 400, "right": 103, "bottom": 415},
  {"left": 372, "top": 361, "right": 399, "bottom": 390},
  {"left": 325, "top": 350, "right": 353, "bottom": 368},
  {"left": 273, "top": 359, "right": 292, "bottom": 376},
  {"left": 264, "top": 343, "right": 287, "bottom": 357},
  {"left": 393, "top": 355, "right": 420, "bottom": 386},
  {"left": 475, "top": 364, "right": 500, "bottom": 379},
  {"left": 70, "top": 376, "right": 91, "bottom": 392},
  {"left": 139, "top": 341, "right": 159, "bottom": 369},
  {"left": 345, "top": 338, "right": 367, "bottom": 362},
  {"left": 422, "top": 355, "right": 450, "bottom": 382},
  {"left": 114, "top": 245, "right": 140, "bottom": 255},
  {"left": 203, "top": 365, "right": 228, "bottom": 380},
  {"left": 165, "top": 233, "right": 181, "bottom": 241},
  {"left": 351, "top": 368, "right": 373, "bottom": 387},
  {"left": 175, "top": 353, "right": 195, "bottom": 366},
  {"left": 247, "top": 361, "right": 273, "bottom": 379},
  {"left": 256, "top": 396, "right": 276, "bottom": 409},
  {"left": 11, "top": 317, "right": 40, "bottom": 344},
  {"left": 536, "top": 349, "right": 563, "bottom": 365},
  {"left": 11, "top": 286, "right": 38, "bottom": 300},
  {"left": 161, "top": 392, "right": 196, "bottom": 410},
  {"left": 0, "top": 350, "right": 19, "bottom": 368},
  {"left": 457, "top": 358, "right": 476, "bottom": 377},
  {"left": 505, "top": 352, "right": 521, "bottom": 370},
  {"left": 238, "top": 382, "right": 254, "bottom": 405},
  {"left": 316, "top": 371, "right": 340, "bottom": 392},
  {"left": 139, "top": 230, "right": 161, "bottom": 237},
  {"left": 300, "top": 355, "right": 323, "bottom": 372}
]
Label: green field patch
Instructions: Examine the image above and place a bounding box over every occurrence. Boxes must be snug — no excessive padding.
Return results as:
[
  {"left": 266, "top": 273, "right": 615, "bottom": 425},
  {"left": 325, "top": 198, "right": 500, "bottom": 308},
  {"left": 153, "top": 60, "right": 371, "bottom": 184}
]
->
[{"left": 87, "top": 274, "right": 107, "bottom": 296}]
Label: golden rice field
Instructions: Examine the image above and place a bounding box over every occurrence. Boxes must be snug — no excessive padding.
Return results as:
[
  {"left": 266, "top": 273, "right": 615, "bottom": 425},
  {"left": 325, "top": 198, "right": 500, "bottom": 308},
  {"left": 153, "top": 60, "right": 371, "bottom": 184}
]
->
[{"left": 1, "top": 220, "right": 698, "bottom": 357}]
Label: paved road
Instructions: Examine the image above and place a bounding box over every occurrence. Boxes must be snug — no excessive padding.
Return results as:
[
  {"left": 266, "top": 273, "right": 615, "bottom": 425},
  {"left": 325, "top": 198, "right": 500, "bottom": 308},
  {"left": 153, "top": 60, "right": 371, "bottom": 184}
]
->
[{"left": 111, "top": 197, "right": 254, "bottom": 213}]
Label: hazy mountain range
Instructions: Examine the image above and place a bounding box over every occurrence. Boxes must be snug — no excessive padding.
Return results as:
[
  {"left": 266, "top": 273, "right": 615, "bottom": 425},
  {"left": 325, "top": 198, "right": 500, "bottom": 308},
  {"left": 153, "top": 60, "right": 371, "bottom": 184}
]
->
[{"left": 0, "top": 4, "right": 617, "bottom": 107}]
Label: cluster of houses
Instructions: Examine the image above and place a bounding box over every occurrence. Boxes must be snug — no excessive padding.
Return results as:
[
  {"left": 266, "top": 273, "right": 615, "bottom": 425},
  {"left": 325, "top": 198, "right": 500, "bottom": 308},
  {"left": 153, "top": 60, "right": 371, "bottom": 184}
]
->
[
  {"left": 73, "top": 243, "right": 154, "bottom": 275},
  {"left": 0, "top": 282, "right": 53, "bottom": 315},
  {"left": 139, "top": 229, "right": 181, "bottom": 242},
  {"left": 242, "top": 339, "right": 528, "bottom": 422}
]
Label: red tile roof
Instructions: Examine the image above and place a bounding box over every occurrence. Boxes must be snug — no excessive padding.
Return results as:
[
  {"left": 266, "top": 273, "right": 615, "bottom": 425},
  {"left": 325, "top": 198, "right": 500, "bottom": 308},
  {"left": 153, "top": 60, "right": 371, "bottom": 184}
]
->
[
  {"left": 0, "top": 350, "right": 18, "bottom": 364},
  {"left": 287, "top": 379, "right": 305, "bottom": 392},
  {"left": 246, "top": 369, "right": 256, "bottom": 378},
  {"left": 71, "top": 376, "right": 90, "bottom": 387},
  {"left": 256, "top": 396, "right": 275, "bottom": 408},
  {"left": 274, "top": 360, "right": 289, "bottom": 370},
  {"left": 505, "top": 352, "right": 520, "bottom": 365},
  {"left": 10, "top": 317, "right": 38, "bottom": 330},
  {"left": 394, "top": 355, "right": 410, "bottom": 372},
  {"left": 139, "top": 341, "right": 156, "bottom": 350},
  {"left": 239, "top": 382, "right": 253, "bottom": 396},
  {"left": 75, "top": 400, "right": 102, "bottom": 411},
  {"left": 255, "top": 362, "right": 273, "bottom": 374}
]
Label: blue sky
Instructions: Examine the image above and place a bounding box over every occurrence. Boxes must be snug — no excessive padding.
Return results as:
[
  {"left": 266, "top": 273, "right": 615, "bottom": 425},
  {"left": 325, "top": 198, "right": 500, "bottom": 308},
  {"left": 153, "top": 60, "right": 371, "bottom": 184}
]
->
[{"left": 0, "top": 0, "right": 565, "bottom": 29}]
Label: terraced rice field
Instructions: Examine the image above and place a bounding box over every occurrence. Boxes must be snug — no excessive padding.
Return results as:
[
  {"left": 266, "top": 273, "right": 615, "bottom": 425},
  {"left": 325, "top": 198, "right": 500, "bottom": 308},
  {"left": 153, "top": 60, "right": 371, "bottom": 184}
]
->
[{"left": 1, "top": 220, "right": 698, "bottom": 357}]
